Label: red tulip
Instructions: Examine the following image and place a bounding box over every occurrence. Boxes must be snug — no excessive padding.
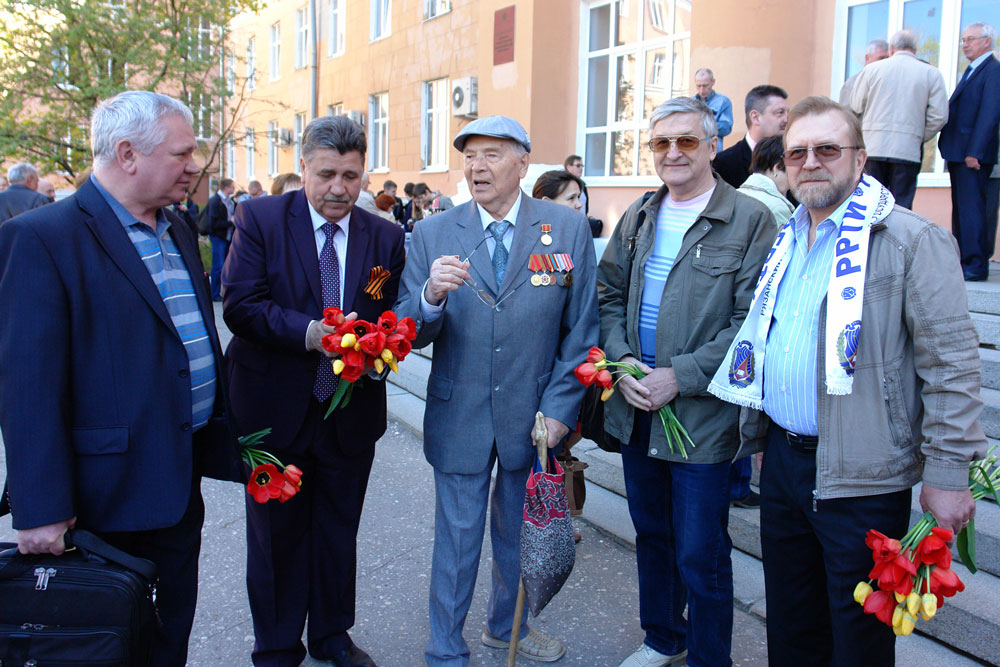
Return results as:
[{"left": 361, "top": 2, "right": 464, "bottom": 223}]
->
[
  {"left": 377, "top": 311, "right": 398, "bottom": 334},
  {"left": 278, "top": 479, "right": 300, "bottom": 503},
  {"left": 337, "top": 318, "right": 374, "bottom": 338},
  {"left": 247, "top": 464, "right": 284, "bottom": 503},
  {"left": 395, "top": 317, "right": 417, "bottom": 341},
  {"left": 321, "top": 333, "right": 344, "bottom": 353},
  {"left": 586, "top": 347, "right": 607, "bottom": 364},
  {"left": 358, "top": 331, "right": 387, "bottom": 357},
  {"left": 870, "top": 555, "right": 917, "bottom": 595},
  {"left": 863, "top": 589, "right": 897, "bottom": 626},
  {"left": 386, "top": 333, "right": 412, "bottom": 361},
  {"left": 283, "top": 464, "right": 303, "bottom": 486},
  {"left": 323, "top": 307, "right": 346, "bottom": 327},
  {"left": 914, "top": 527, "right": 953, "bottom": 569},
  {"left": 575, "top": 362, "right": 599, "bottom": 386},
  {"left": 929, "top": 565, "right": 965, "bottom": 598},
  {"left": 340, "top": 348, "right": 367, "bottom": 382},
  {"left": 596, "top": 368, "right": 613, "bottom": 390},
  {"left": 865, "top": 530, "right": 901, "bottom": 564}
]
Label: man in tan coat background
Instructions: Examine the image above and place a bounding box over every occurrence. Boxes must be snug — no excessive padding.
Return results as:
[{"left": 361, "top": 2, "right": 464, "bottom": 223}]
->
[{"left": 849, "top": 29, "right": 948, "bottom": 209}]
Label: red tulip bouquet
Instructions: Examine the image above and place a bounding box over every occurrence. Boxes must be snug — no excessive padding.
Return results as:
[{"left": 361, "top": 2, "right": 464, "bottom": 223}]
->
[
  {"left": 854, "top": 447, "right": 1000, "bottom": 636},
  {"left": 318, "top": 307, "right": 417, "bottom": 418},
  {"left": 239, "top": 428, "right": 303, "bottom": 504},
  {"left": 573, "top": 346, "right": 695, "bottom": 458}
]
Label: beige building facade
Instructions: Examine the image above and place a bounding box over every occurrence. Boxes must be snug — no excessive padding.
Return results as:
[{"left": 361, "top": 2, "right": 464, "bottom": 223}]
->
[{"left": 222, "top": 0, "right": 1000, "bottom": 235}]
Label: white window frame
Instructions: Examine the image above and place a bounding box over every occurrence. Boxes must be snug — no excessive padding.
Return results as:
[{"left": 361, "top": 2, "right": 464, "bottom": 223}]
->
[
  {"left": 295, "top": 7, "right": 309, "bottom": 69},
  {"left": 328, "top": 102, "right": 344, "bottom": 116},
  {"left": 294, "top": 112, "right": 306, "bottom": 173},
  {"left": 246, "top": 37, "right": 257, "bottom": 90},
  {"left": 225, "top": 137, "right": 236, "bottom": 179},
  {"left": 329, "top": 0, "right": 346, "bottom": 56},
  {"left": 268, "top": 121, "right": 279, "bottom": 176},
  {"left": 369, "top": 92, "right": 389, "bottom": 171},
  {"left": 370, "top": 0, "right": 391, "bottom": 42},
  {"left": 197, "top": 17, "right": 213, "bottom": 61},
  {"left": 270, "top": 22, "right": 281, "bottom": 81},
  {"left": 226, "top": 52, "right": 236, "bottom": 92},
  {"left": 421, "top": 78, "right": 449, "bottom": 171},
  {"left": 576, "top": 0, "right": 692, "bottom": 186},
  {"left": 246, "top": 128, "right": 256, "bottom": 180},
  {"left": 423, "top": 0, "right": 451, "bottom": 21},
  {"left": 190, "top": 92, "right": 212, "bottom": 141},
  {"left": 831, "top": 0, "right": 974, "bottom": 187}
]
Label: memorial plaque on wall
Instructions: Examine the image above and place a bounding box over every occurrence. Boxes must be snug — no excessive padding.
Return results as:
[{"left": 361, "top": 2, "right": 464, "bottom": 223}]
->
[{"left": 494, "top": 6, "right": 515, "bottom": 65}]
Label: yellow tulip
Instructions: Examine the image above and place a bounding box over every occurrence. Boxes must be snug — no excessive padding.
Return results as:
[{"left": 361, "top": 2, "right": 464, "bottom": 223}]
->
[
  {"left": 853, "top": 581, "right": 873, "bottom": 605},
  {"left": 906, "top": 592, "right": 920, "bottom": 615},
  {"left": 341, "top": 333, "right": 357, "bottom": 349},
  {"left": 601, "top": 387, "right": 614, "bottom": 401},
  {"left": 387, "top": 357, "right": 399, "bottom": 373},
  {"left": 381, "top": 348, "right": 394, "bottom": 362},
  {"left": 892, "top": 624, "right": 904, "bottom": 636},
  {"left": 374, "top": 358, "right": 384, "bottom": 374},
  {"left": 894, "top": 592, "right": 906, "bottom": 604},
  {"left": 900, "top": 612, "right": 916, "bottom": 636},
  {"left": 332, "top": 359, "right": 345, "bottom": 375},
  {"left": 921, "top": 594, "right": 937, "bottom": 619},
  {"left": 892, "top": 604, "right": 904, "bottom": 629}
]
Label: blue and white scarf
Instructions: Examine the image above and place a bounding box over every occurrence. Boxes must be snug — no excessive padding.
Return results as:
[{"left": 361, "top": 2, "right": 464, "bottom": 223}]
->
[{"left": 708, "top": 174, "right": 894, "bottom": 409}]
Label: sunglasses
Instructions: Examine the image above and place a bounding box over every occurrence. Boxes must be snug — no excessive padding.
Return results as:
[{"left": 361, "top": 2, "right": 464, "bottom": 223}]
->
[
  {"left": 783, "top": 144, "right": 862, "bottom": 166},
  {"left": 647, "top": 135, "right": 712, "bottom": 153},
  {"left": 460, "top": 235, "right": 518, "bottom": 310}
]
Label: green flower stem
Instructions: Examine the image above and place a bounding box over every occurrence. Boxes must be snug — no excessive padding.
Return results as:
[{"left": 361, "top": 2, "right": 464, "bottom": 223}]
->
[{"left": 601, "top": 360, "right": 695, "bottom": 458}]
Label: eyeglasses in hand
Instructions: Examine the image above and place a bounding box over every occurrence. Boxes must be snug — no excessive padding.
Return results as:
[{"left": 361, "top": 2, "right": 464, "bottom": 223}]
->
[{"left": 460, "top": 234, "right": 518, "bottom": 310}]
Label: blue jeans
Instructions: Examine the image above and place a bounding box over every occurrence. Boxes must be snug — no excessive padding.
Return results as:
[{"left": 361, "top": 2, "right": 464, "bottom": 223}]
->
[
  {"left": 728, "top": 456, "right": 752, "bottom": 501},
  {"left": 209, "top": 235, "right": 228, "bottom": 299},
  {"left": 620, "top": 412, "right": 734, "bottom": 667}
]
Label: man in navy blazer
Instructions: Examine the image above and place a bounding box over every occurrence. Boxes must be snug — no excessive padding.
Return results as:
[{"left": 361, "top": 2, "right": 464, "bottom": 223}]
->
[
  {"left": 0, "top": 91, "right": 240, "bottom": 667},
  {"left": 223, "top": 115, "right": 405, "bottom": 667},
  {"left": 939, "top": 22, "right": 1000, "bottom": 281}
]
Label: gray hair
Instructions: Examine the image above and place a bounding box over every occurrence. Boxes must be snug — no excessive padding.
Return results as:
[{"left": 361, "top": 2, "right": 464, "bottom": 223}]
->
[
  {"left": 7, "top": 162, "right": 37, "bottom": 184},
  {"left": 865, "top": 39, "right": 889, "bottom": 56},
  {"left": 301, "top": 115, "right": 367, "bottom": 159},
  {"left": 890, "top": 30, "right": 918, "bottom": 52},
  {"left": 649, "top": 97, "right": 718, "bottom": 138},
  {"left": 90, "top": 91, "right": 194, "bottom": 166},
  {"left": 694, "top": 68, "right": 715, "bottom": 80},
  {"left": 965, "top": 22, "right": 997, "bottom": 47}
]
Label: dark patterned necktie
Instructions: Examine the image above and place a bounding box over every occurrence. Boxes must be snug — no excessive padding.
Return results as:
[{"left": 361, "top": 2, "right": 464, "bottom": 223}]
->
[
  {"left": 313, "top": 222, "right": 341, "bottom": 402},
  {"left": 488, "top": 220, "right": 511, "bottom": 283}
]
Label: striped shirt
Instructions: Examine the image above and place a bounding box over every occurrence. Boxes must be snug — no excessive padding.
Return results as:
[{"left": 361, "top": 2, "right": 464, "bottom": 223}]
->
[
  {"left": 90, "top": 176, "right": 217, "bottom": 430},
  {"left": 761, "top": 196, "right": 854, "bottom": 436},
  {"left": 638, "top": 187, "right": 714, "bottom": 365}
]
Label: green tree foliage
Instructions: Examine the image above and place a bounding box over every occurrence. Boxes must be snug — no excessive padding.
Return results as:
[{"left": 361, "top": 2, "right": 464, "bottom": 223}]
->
[{"left": 0, "top": 0, "right": 262, "bottom": 180}]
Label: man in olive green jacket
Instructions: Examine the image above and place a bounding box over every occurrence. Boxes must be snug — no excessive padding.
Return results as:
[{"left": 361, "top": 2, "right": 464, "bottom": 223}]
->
[{"left": 598, "top": 97, "right": 775, "bottom": 667}]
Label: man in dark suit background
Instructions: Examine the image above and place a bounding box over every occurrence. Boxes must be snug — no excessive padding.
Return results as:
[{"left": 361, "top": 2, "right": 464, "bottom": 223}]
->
[
  {"left": 0, "top": 162, "right": 51, "bottom": 224},
  {"left": 713, "top": 85, "right": 789, "bottom": 189},
  {"left": 0, "top": 90, "right": 240, "bottom": 667},
  {"left": 222, "top": 115, "right": 405, "bottom": 667},
  {"left": 939, "top": 22, "right": 1000, "bottom": 281},
  {"left": 207, "top": 177, "right": 235, "bottom": 300}
]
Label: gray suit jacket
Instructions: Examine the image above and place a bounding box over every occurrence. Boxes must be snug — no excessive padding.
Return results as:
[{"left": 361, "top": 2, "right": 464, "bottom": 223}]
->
[
  {"left": 0, "top": 184, "right": 51, "bottom": 224},
  {"left": 395, "top": 194, "right": 599, "bottom": 474}
]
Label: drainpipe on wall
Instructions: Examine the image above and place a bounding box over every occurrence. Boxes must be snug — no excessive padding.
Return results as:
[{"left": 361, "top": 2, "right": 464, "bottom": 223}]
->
[{"left": 309, "top": 0, "right": 318, "bottom": 120}]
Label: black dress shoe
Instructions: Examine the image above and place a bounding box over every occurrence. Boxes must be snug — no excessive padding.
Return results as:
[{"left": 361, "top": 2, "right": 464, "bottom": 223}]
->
[
  {"left": 326, "top": 642, "right": 376, "bottom": 667},
  {"left": 964, "top": 272, "right": 988, "bottom": 282}
]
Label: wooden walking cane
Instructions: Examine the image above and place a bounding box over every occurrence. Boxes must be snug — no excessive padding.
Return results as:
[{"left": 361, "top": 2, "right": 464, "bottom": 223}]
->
[{"left": 507, "top": 412, "right": 549, "bottom": 666}]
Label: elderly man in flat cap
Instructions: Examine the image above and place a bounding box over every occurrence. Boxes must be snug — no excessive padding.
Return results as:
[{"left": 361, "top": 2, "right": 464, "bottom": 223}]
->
[{"left": 395, "top": 116, "right": 598, "bottom": 665}]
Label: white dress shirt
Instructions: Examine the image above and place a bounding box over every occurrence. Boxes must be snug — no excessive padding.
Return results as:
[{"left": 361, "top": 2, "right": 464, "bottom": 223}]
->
[{"left": 304, "top": 203, "right": 351, "bottom": 349}]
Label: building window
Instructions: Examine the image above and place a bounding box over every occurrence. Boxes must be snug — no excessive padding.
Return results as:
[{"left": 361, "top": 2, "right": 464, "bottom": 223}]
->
[
  {"left": 835, "top": 0, "right": 1000, "bottom": 183},
  {"left": 268, "top": 121, "right": 279, "bottom": 175},
  {"left": 246, "top": 128, "right": 256, "bottom": 179},
  {"left": 328, "top": 102, "right": 344, "bottom": 116},
  {"left": 295, "top": 8, "right": 309, "bottom": 69},
  {"left": 329, "top": 0, "right": 345, "bottom": 56},
  {"left": 294, "top": 112, "right": 306, "bottom": 173},
  {"left": 370, "top": 0, "right": 391, "bottom": 41},
  {"left": 369, "top": 92, "right": 389, "bottom": 170},
  {"left": 246, "top": 37, "right": 256, "bottom": 90},
  {"left": 190, "top": 92, "right": 212, "bottom": 140},
  {"left": 226, "top": 52, "right": 236, "bottom": 92},
  {"left": 225, "top": 137, "right": 235, "bottom": 179},
  {"left": 197, "top": 17, "right": 213, "bottom": 61},
  {"left": 421, "top": 78, "right": 449, "bottom": 170},
  {"left": 270, "top": 23, "right": 281, "bottom": 80},
  {"left": 423, "top": 0, "right": 450, "bottom": 20},
  {"left": 579, "top": 0, "right": 690, "bottom": 181}
]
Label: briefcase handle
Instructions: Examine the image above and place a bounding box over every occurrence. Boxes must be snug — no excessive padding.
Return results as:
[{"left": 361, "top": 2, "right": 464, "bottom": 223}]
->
[{"left": 0, "top": 529, "right": 157, "bottom": 582}]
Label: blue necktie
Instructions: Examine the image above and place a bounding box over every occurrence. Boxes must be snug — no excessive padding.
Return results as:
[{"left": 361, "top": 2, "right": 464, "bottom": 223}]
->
[
  {"left": 959, "top": 66, "right": 972, "bottom": 86},
  {"left": 488, "top": 220, "right": 511, "bottom": 284},
  {"left": 313, "top": 222, "right": 342, "bottom": 402}
]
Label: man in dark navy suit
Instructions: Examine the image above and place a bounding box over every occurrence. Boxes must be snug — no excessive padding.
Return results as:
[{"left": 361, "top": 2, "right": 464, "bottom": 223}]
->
[
  {"left": 222, "top": 115, "right": 405, "bottom": 667},
  {"left": 713, "top": 85, "right": 789, "bottom": 189},
  {"left": 939, "top": 22, "right": 1000, "bottom": 281},
  {"left": 0, "top": 91, "right": 240, "bottom": 667}
]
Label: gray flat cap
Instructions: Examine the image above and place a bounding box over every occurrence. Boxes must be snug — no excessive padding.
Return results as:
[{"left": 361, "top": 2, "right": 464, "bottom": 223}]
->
[{"left": 453, "top": 115, "right": 531, "bottom": 153}]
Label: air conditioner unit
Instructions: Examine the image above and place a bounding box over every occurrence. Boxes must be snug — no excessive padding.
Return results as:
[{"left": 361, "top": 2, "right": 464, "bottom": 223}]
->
[
  {"left": 451, "top": 77, "right": 478, "bottom": 117},
  {"left": 345, "top": 110, "right": 366, "bottom": 127},
  {"left": 277, "top": 128, "right": 294, "bottom": 146}
]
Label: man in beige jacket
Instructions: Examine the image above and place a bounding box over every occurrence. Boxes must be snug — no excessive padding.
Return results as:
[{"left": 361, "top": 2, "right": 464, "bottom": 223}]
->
[{"left": 849, "top": 29, "right": 948, "bottom": 209}]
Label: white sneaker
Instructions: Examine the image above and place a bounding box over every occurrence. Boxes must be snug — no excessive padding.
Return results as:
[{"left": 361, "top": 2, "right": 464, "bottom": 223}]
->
[{"left": 618, "top": 643, "right": 687, "bottom": 667}]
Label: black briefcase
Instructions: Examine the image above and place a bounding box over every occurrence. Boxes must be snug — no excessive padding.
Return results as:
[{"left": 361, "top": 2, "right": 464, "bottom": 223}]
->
[{"left": 0, "top": 529, "right": 158, "bottom": 666}]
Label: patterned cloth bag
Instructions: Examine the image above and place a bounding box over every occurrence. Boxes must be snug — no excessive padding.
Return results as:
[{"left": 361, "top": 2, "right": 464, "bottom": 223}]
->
[{"left": 520, "top": 451, "right": 576, "bottom": 616}]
